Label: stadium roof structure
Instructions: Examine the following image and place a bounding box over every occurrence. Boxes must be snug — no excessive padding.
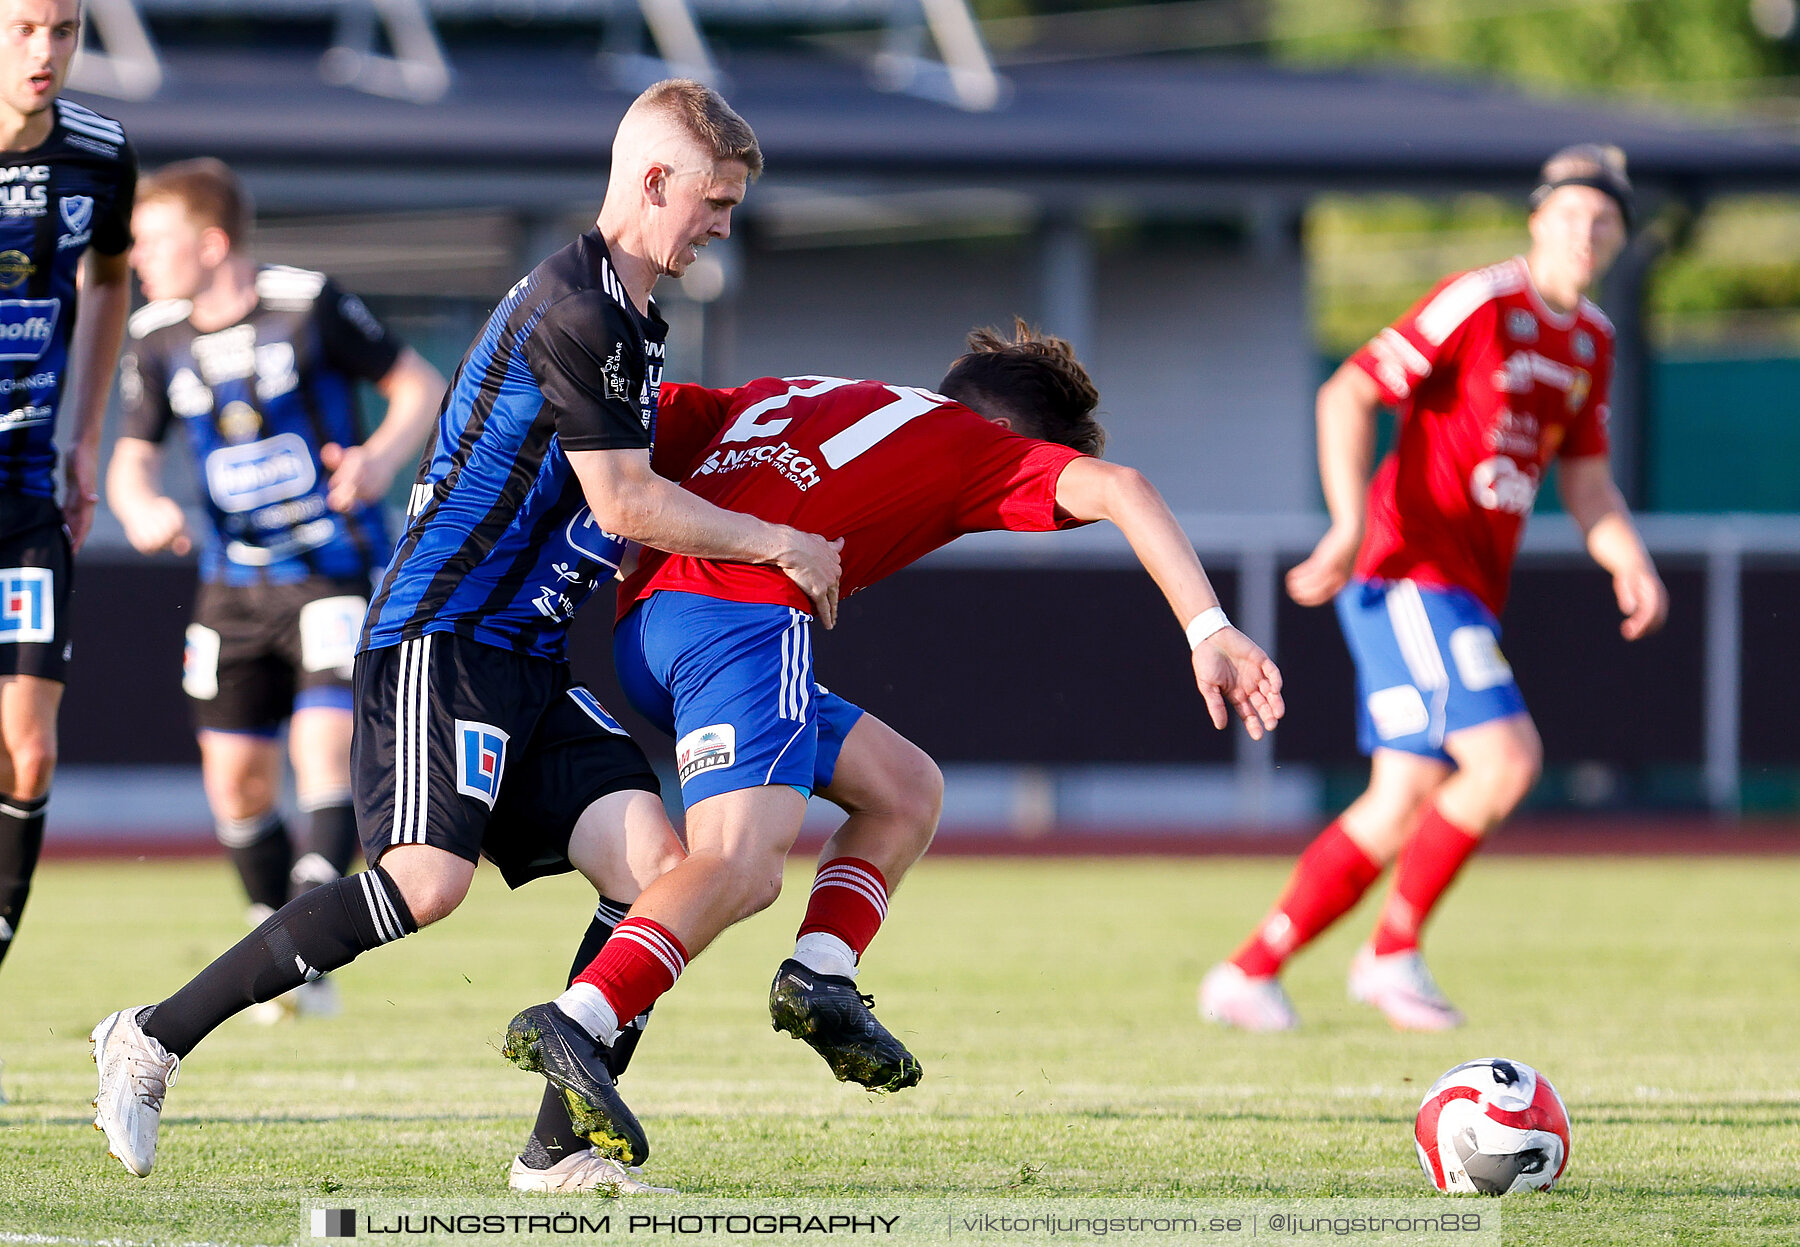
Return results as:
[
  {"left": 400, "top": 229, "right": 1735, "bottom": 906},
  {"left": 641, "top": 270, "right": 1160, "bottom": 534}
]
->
[{"left": 91, "top": 48, "right": 1800, "bottom": 215}]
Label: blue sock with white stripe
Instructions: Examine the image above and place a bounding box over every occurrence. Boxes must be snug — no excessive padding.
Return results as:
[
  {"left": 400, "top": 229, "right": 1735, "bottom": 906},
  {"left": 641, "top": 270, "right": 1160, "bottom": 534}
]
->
[{"left": 141, "top": 866, "right": 416, "bottom": 1058}]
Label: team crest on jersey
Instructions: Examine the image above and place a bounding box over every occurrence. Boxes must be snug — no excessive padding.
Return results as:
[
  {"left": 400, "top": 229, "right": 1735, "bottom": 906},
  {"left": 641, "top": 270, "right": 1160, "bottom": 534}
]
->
[
  {"left": 1571, "top": 329, "right": 1595, "bottom": 363},
  {"left": 676, "top": 723, "right": 736, "bottom": 784},
  {"left": 1505, "top": 309, "right": 1538, "bottom": 343},
  {"left": 0, "top": 250, "right": 32, "bottom": 290},
  {"left": 1565, "top": 369, "right": 1591, "bottom": 412},
  {"left": 455, "top": 720, "right": 510, "bottom": 808},
  {"left": 600, "top": 341, "right": 633, "bottom": 404},
  {"left": 59, "top": 194, "right": 93, "bottom": 236},
  {"left": 0, "top": 568, "right": 53, "bottom": 644}
]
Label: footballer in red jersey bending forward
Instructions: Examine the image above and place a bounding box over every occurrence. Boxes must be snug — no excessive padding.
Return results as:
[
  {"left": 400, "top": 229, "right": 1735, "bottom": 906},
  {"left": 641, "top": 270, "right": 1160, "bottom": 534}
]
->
[
  {"left": 1202, "top": 144, "right": 1667, "bottom": 1034},
  {"left": 502, "top": 322, "right": 1283, "bottom": 1112}
]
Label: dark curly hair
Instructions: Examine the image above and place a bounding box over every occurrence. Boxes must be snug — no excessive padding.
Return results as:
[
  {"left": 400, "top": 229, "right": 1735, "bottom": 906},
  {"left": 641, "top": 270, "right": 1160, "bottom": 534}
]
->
[{"left": 938, "top": 318, "right": 1107, "bottom": 457}]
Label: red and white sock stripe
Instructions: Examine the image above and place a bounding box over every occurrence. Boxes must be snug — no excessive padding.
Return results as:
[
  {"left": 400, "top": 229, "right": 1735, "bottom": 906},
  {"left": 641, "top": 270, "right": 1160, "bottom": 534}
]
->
[
  {"left": 798, "top": 857, "right": 889, "bottom": 957},
  {"left": 574, "top": 916, "right": 689, "bottom": 1025}
]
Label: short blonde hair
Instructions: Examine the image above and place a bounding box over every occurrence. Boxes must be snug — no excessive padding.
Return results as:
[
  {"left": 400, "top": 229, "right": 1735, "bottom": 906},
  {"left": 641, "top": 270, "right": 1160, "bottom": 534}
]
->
[
  {"left": 138, "top": 157, "right": 253, "bottom": 246},
  {"left": 633, "top": 79, "right": 763, "bottom": 180}
]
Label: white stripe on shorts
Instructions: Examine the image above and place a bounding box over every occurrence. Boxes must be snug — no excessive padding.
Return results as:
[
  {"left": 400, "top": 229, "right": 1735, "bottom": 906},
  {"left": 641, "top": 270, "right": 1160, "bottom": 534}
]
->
[
  {"left": 1384, "top": 580, "right": 1450, "bottom": 745},
  {"left": 391, "top": 635, "right": 433, "bottom": 846}
]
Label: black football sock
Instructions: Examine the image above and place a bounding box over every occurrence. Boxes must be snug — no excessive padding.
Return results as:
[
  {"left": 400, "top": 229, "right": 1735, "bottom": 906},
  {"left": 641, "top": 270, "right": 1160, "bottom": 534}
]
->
[
  {"left": 218, "top": 811, "right": 293, "bottom": 913},
  {"left": 522, "top": 896, "right": 656, "bottom": 1169},
  {"left": 290, "top": 800, "right": 361, "bottom": 900},
  {"left": 143, "top": 865, "right": 416, "bottom": 1058},
  {"left": 0, "top": 793, "right": 47, "bottom": 973}
]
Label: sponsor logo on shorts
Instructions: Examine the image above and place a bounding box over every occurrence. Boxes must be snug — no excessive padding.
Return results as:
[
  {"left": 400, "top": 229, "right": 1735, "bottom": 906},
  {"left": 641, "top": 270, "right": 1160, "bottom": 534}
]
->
[
  {"left": 455, "top": 720, "right": 509, "bottom": 808},
  {"left": 1367, "top": 684, "right": 1430, "bottom": 741},
  {"left": 1450, "top": 624, "right": 1514, "bottom": 692},
  {"left": 676, "top": 723, "right": 736, "bottom": 785},
  {"left": 568, "top": 687, "right": 628, "bottom": 736},
  {"left": 0, "top": 567, "right": 52, "bottom": 645},
  {"left": 183, "top": 623, "right": 221, "bottom": 700}
]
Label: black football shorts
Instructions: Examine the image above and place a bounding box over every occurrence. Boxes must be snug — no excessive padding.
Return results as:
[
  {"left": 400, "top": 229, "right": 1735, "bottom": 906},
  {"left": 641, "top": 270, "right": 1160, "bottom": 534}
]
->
[
  {"left": 184, "top": 577, "right": 370, "bottom": 734},
  {"left": 0, "top": 495, "right": 72, "bottom": 682},
  {"left": 351, "top": 631, "right": 660, "bottom": 888}
]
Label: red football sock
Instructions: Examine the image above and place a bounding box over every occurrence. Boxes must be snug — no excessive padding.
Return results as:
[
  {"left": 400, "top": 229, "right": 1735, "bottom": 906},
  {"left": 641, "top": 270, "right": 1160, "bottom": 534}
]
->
[
  {"left": 1232, "top": 820, "right": 1381, "bottom": 978},
  {"left": 797, "top": 857, "right": 889, "bottom": 958},
  {"left": 1371, "top": 805, "right": 1483, "bottom": 956},
  {"left": 573, "top": 916, "right": 689, "bottom": 1024}
]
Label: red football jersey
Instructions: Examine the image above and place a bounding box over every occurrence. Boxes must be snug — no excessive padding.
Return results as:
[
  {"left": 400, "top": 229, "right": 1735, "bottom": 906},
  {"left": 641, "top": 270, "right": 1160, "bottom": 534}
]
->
[
  {"left": 1348, "top": 256, "right": 1613, "bottom": 615},
  {"left": 620, "top": 376, "right": 1088, "bottom": 615}
]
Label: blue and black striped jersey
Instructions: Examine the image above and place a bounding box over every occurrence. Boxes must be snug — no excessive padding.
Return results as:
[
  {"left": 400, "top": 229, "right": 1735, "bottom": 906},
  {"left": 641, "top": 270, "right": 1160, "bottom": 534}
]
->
[
  {"left": 0, "top": 98, "right": 135, "bottom": 499},
  {"left": 360, "top": 230, "right": 665, "bottom": 661},
  {"left": 120, "top": 266, "right": 403, "bottom": 586}
]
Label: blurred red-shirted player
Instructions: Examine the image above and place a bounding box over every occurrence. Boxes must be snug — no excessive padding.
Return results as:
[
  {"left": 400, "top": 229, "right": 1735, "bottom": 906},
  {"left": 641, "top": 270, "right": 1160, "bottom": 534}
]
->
[{"left": 1203, "top": 144, "right": 1668, "bottom": 1032}]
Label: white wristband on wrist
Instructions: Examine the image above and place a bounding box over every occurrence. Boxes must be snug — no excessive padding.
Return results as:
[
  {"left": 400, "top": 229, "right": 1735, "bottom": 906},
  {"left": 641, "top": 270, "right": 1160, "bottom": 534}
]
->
[{"left": 1184, "top": 607, "right": 1230, "bottom": 650}]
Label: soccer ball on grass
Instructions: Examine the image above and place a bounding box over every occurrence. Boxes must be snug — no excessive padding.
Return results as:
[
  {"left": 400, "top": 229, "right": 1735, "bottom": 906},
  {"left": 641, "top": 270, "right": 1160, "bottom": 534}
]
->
[{"left": 1414, "top": 1058, "right": 1570, "bottom": 1195}]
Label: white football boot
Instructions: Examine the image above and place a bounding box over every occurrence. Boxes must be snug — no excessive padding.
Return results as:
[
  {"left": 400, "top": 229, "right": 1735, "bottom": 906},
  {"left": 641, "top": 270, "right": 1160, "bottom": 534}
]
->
[
  {"left": 508, "top": 1148, "right": 676, "bottom": 1194},
  {"left": 90, "top": 1007, "right": 180, "bottom": 1176},
  {"left": 1199, "top": 962, "right": 1299, "bottom": 1032},
  {"left": 1347, "top": 944, "right": 1465, "bottom": 1031}
]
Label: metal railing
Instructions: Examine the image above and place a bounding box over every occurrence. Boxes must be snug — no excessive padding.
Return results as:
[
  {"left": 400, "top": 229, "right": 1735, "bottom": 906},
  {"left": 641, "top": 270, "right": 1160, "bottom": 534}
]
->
[{"left": 921, "top": 512, "right": 1800, "bottom": 820}]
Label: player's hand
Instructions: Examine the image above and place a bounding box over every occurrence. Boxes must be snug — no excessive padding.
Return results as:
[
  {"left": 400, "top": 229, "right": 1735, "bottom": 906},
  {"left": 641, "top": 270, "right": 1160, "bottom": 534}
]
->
[
  {"left": 1192, "top": 626, "right": 1285, "bottom": 740},
  {"left": 321, "top": 442, "right": 396, "bottom": 512},
  {"left": 1614, "top": 563, "right": 1667, "bottom": 641},
  {"left": 62, "top": 444, "right": 102, "bottom": 553},
  {"left": 775, "top": 529, "right": 843, "bottom": 629},
  {"left": 122, "top": 495, "right": 192, "bottom": 557},
  {"left": 1286, "top": 525, "right": 1361, "bottom": 607}
]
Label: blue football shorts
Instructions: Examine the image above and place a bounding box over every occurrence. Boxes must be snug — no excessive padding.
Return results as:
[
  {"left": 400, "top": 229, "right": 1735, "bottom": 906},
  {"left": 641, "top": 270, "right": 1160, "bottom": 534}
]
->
[
  {"left": 614, "top": 590, "right": 867, "bottom": 807},
  {"left": 1334, "top": 577, "right": 1529, "bottom": 762}
]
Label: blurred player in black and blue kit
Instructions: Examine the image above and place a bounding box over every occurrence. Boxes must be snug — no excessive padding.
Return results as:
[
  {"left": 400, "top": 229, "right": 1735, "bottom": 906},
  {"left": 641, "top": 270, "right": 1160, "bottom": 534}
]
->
[
  {"left": 0, "top": 0, "right": 138, "bottom": 1102},
  {"left": 107, "top": 158, "right": 445, "bottom": 1020}
]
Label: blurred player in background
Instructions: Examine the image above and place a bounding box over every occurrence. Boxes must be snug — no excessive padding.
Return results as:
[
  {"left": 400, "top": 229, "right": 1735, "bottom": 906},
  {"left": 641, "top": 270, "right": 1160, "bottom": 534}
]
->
[
  {"left": 0, "top": 0, "right": 137, "bottom": 1101},
  {"left": 91, "top": 79, "right": 843, "bottom": 1194},
  {"left": 107, "top": 158, "right": 446, "bottom": 1020},
  {"left": 1202, "top": 144, "right": 1667, "bottom": 1033},
  {"left": 501, "top": 322, "right": 1284, "bottom": 1134}
]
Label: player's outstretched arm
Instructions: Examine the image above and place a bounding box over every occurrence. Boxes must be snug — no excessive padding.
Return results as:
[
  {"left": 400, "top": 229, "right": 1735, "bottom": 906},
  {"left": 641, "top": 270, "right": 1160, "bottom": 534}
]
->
[
  {"left": 1053, "top": 456, "right": 1283, "bottom": 738},
  {"left": 1558, "top": 454, "right": 1667, "bottom": 641},
  {"left": 322, "top": 347, "right": 448, "bottom": 512},
  {"left": 64, "top": 250, "right": 133, "bottom": 552},
  {"left": 105, "top": 437, "right": 191, "bottom": 556},
  {"left": 1286, "top": 361, "right": 1382, "bottom": 607},
  {"left": 568, "top": 446, "right": 844, "bottom": 627}
]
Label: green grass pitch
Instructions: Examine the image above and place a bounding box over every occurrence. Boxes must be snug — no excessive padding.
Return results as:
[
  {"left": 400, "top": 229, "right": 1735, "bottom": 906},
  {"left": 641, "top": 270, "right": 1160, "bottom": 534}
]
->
[{"left": 2, "top": 853, "right": 1797, "bottom": 1245}]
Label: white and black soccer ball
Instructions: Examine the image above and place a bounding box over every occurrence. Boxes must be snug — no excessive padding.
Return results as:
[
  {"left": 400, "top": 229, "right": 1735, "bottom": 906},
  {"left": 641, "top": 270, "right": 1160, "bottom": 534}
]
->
[{"left": 1414, "top": 1058, "right": 1571, "bottom": 1195}]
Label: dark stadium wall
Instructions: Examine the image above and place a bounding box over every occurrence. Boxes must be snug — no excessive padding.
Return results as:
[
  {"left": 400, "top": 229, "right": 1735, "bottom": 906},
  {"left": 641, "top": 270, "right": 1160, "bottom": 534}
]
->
[{"left": 62, "top": 559, "right": 1746, "bottom": 770}]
